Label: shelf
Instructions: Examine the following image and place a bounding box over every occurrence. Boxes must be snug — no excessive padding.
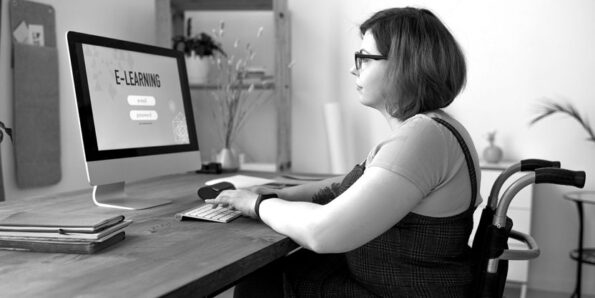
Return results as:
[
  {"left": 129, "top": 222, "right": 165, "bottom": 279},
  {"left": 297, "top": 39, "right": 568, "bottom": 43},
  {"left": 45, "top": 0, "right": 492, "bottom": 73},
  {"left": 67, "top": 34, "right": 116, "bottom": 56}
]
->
[
  {"left": 190, "top": 83, "right": 274, "bottom": 90},
  {"left": 189, "top": 82, "right": 275, "bottom": 90},
  {"left": 480, "top": 160, "right": 515, "bottom": 171},
  {"left": 189, "top": 75, "right": 275, "bottom": 90},
  {"left": 570, "top": 248, "right": 595, "bottom": 265},
  {"left": 156, "top": 0, "right": 291, "bottom": 171},
  {"left": 170, "top": 0, "right": 273, "bottom": 11}
]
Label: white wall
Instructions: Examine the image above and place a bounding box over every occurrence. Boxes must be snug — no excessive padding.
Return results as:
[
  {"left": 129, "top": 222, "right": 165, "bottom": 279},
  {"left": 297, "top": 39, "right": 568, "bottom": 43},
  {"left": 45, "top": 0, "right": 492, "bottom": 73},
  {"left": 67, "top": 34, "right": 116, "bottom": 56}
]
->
[
  {"left": 0, "top": 0, "right": 156, "bottom": 200},
  {"left": 289, "top": 0, "right": 595, "bottom": 294},
  {"left": 1, "top": 0, "right": 593, "bottom": 294}
]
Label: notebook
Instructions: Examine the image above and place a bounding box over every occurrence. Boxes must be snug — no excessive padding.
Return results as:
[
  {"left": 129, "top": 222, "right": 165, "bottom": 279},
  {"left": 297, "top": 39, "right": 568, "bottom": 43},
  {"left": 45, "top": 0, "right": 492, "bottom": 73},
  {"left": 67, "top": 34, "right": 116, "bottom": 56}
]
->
[{"left": 0, "top": 212, "right": 125, "bottom": 233}]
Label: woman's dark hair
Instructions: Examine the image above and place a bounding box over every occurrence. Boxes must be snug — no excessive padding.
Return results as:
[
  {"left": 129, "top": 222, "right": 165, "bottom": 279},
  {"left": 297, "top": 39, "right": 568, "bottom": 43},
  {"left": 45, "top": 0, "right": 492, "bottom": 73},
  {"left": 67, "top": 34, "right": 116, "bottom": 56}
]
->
[{"left": 360, "top": 7, "right": 466, "bottom": 120}]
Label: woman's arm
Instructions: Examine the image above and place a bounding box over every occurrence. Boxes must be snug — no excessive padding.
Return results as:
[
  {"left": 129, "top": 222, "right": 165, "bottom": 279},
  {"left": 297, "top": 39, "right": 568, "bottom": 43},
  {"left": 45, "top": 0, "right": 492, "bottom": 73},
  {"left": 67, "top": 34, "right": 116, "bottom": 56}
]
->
[
  {"left": 204, "top": 175, "right": 345, "bottom": 214},
  {"left": 259, "top": 167, "right": 423, "bottom": 253},
  {"left": 254, "top": 175, "right": 345, "bottom": 202},
  {"left": 205, "top": 169, "right": 422, "bottom": 253}
]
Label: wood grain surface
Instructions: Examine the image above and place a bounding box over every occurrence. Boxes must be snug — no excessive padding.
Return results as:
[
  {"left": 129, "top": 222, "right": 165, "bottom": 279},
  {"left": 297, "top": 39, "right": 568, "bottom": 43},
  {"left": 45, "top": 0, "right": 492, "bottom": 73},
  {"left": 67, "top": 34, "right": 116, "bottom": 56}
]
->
[{"left": 0, "top": 171, "right": 298, "bottom": 297}]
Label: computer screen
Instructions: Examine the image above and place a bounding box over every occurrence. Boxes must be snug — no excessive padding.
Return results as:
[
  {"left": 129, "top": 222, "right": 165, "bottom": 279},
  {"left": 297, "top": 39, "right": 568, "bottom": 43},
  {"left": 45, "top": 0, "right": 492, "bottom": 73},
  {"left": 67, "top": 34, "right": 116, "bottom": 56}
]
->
[{"left": 67, "top": 31, "right": 202, "bottom": 210}]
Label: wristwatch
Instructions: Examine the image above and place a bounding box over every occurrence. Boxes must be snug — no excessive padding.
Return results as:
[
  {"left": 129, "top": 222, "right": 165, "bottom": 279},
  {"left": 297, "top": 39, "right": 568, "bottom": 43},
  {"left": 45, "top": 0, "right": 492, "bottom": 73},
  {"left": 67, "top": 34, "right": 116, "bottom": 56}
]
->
[{"left": 254, "top": 193, "right": 277, "bottom": 220}]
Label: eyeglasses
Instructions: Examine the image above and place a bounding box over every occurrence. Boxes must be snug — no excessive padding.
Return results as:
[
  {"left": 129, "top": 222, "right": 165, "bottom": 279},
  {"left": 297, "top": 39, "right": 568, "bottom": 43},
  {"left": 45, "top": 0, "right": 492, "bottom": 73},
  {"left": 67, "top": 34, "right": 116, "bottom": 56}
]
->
[{"left": 354, "top": 50, "right": 387, "bottom": 71}]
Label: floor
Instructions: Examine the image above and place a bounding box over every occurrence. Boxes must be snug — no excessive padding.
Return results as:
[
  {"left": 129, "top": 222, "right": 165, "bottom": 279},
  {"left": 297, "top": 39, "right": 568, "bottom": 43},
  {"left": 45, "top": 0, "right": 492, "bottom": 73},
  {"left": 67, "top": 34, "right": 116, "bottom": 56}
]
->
[
  {"left": 216, "top": 285, "right": 595, "bottom": 298},
  {"left": 216, "top": 288, "right": 233, "bottom": 298},
  {"left": 503, "top": 284, "right": 594, "bottom": 298}
]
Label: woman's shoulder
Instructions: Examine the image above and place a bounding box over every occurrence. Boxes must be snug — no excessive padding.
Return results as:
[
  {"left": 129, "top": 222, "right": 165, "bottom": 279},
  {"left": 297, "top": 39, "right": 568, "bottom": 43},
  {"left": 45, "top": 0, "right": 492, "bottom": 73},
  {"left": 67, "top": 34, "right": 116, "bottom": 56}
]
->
[
  {"left": 401, "top": 113, "right": 435, "bottom": 127},
  {"left": 401, "top": 111, "right": 459, "bottom": 129},
  {"left": 367, "top": 110, "right": 476, "bottom": 170},
  {"left": 368, "top": 113, "right": 449, "bottom": 162},
  {"left": 391, "top": 112, "right": 451, "bottom": 141},
  {"left": 368, "top": 110, "right": 475, "bottom": 160},
  {"left": 365, "top": 113, "right": 457, "bottom": 198},
  {"left": 397, "top": 111, "right": 473, "bottom": 144}
]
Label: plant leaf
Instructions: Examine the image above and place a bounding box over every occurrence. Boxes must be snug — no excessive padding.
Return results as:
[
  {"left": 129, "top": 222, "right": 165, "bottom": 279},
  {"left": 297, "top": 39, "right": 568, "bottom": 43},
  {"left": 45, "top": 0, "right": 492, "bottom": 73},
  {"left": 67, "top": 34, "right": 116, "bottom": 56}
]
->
[
  {"left": 530, "top": 100, "right": 595, "bottom": 143},
  {"left": 529, "top": 109, "right": 556, "bottom": 125}
]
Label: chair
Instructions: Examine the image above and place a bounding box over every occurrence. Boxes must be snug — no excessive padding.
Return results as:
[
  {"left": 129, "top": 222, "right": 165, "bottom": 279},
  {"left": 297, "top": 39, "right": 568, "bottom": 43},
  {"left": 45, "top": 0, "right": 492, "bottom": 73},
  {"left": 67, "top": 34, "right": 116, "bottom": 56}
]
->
[{"left": 470, "top": 159, "right": 586, "bottom": 297}]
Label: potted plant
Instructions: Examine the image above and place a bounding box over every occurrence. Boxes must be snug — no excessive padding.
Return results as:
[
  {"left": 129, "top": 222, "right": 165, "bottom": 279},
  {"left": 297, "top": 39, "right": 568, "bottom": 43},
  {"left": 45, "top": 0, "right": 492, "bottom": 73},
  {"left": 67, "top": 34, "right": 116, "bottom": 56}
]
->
[
  {"left": 173, "top": 18, "right": 227, "bottom": 84},
  {"left": 0, "top": 121, "right": 13, "bottom": 201}
]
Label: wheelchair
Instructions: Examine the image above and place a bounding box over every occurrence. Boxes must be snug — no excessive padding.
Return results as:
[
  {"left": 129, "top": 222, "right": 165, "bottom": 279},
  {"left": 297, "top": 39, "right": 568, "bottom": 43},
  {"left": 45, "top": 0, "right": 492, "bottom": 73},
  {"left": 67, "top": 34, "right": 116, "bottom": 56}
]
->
[{"left": 470, "top": 159, "right": 586, "bottom": 297}]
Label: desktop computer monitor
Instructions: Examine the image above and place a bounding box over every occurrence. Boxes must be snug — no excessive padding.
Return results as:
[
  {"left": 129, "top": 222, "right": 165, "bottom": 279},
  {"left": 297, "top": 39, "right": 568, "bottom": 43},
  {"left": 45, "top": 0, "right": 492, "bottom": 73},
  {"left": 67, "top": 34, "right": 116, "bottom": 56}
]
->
[{"left": 66, "top": 31, "right": 202, "bottom": 210}]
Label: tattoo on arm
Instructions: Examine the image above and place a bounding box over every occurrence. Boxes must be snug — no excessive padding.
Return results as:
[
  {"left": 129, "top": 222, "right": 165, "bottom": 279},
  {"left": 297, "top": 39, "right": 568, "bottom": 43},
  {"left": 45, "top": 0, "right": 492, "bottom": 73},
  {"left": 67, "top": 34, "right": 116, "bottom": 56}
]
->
[{"left": 311, "top": 183, "right": 342, "bottom": 205}]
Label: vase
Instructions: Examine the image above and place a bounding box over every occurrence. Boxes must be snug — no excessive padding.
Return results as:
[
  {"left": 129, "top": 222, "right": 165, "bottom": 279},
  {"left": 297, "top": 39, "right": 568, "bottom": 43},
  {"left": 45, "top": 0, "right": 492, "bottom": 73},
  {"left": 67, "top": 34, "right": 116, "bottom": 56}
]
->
[
  {"left": 185, "top": 54, "right": 210, "bottom": 85},
  {"left": 483, "top": 144, "right": 503, "bottom": 164},
  {"left": 217, "top": 148, "right": 239, "bottom": 172}
]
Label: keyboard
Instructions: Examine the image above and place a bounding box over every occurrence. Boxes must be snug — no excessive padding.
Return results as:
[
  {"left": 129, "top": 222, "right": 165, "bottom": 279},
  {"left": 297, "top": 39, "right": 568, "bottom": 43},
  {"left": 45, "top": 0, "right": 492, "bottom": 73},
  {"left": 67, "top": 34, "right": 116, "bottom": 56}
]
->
[{"left": 175, "top": 204, "right": 242, "bottom": 223}]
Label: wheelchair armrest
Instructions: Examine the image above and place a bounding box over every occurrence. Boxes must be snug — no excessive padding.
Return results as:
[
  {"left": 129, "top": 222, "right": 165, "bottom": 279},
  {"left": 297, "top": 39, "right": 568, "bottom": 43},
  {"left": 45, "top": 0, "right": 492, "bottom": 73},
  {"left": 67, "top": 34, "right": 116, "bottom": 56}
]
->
[{"left": 499, "top": 229, "right": 540, "bottom": 260}]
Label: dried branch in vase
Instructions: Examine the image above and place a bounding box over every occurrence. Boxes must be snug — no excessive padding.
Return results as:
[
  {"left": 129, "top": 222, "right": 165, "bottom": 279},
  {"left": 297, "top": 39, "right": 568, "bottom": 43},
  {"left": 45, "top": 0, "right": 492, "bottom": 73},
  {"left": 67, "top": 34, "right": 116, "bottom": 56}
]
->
[{"left": 210, "top": 22, "right": 272, "bottom": 149}]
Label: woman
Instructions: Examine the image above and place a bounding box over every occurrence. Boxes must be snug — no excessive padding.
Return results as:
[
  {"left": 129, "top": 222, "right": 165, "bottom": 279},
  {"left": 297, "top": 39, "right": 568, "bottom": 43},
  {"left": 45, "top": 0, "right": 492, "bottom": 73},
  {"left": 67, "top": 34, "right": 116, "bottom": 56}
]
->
[{"left": 206, "top": 7, "right": 481, "bottom": 297}]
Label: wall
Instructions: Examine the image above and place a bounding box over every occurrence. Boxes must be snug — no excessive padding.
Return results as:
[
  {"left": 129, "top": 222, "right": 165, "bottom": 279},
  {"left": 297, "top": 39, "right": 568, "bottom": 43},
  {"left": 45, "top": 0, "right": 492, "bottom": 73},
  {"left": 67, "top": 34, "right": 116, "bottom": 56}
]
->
[
  {"left": 0, "top": 0, "right": 156, "bottom": 200},
  {"left": 289, "top": 0, "right": 595, "bottom": 294},
  {"left": 1, "top": 0, "right": 593, "bottom": 294}
]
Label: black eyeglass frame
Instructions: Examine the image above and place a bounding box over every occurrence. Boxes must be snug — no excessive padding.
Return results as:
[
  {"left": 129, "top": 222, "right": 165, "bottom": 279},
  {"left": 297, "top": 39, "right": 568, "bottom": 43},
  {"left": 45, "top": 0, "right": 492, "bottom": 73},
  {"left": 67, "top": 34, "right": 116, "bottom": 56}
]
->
[{"left": 354, "top": 51, "right": 387, "bottom": 71}]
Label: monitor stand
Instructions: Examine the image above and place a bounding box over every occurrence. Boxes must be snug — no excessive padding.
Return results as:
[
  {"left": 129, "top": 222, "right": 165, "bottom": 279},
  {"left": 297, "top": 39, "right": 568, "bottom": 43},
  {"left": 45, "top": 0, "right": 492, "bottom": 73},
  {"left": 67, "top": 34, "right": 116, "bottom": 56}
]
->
[{"left": 92, "top": 182, "right": 171, "bottom": 210}]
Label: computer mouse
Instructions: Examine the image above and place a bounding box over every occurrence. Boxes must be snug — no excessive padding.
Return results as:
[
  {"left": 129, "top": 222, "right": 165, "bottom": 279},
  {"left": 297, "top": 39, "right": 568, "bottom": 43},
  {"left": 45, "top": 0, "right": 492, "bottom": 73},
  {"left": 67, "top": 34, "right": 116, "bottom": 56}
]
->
[{"left": 197, "top": 182, "right": 236, "bottom": 200}]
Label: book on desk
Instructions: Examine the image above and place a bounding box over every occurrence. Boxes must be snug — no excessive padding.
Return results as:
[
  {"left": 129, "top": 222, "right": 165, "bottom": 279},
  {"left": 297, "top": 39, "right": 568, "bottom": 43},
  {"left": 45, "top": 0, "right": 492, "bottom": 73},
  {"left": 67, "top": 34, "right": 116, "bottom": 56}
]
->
[{"left": 0, "top": 212, "right": 130, "bottom": 254}]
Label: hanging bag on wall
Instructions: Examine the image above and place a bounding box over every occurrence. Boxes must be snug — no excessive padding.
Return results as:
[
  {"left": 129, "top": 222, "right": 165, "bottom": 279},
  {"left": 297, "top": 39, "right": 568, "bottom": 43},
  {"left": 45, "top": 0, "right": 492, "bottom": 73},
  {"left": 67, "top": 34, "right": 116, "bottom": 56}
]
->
[
  {"left": 9, "top": 0, "right": 61, "bottom": 188},
  {"left": 1, "top": 0, "right": 4, "bottom": 201}
]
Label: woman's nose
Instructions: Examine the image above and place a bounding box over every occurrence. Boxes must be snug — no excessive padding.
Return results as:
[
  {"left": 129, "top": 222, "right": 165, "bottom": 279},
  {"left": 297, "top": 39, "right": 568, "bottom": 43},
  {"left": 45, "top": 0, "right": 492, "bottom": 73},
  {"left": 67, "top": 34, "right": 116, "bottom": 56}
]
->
[{"left": 350, "top": 65, "right": 358, "bottom": 76}]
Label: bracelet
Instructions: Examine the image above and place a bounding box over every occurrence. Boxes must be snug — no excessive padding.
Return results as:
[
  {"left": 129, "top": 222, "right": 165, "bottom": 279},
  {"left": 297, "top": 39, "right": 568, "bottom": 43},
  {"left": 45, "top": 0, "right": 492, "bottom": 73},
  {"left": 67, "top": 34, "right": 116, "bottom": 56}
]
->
[{"left": 254, "top": 193, "right": 277, "bottom": 220}]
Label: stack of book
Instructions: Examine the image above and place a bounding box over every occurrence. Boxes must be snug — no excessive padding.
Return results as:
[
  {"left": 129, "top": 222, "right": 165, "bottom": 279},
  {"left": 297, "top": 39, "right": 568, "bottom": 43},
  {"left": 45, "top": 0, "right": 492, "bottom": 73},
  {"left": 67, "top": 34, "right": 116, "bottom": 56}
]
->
[
  {"left": 237, "top": 67, "right": 273, "bottom": 86},
  {"left": 0, "top": 212, "right": 131, "bottom": 254}
]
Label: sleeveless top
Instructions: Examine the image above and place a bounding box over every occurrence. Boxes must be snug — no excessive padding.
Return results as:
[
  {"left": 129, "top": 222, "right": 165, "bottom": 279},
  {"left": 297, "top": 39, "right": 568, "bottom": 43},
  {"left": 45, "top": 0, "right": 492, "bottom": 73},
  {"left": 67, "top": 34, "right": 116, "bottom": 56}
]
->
[{"left": 309, "top": 118, "right": 478, "bottom": 297}]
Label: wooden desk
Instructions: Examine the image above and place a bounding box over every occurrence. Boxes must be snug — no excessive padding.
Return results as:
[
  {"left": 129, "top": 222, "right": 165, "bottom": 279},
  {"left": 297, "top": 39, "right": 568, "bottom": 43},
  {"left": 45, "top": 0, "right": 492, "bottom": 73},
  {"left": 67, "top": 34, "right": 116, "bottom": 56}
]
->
[{"left": 0, "top": 172, "right": 299, "bottom": 297}]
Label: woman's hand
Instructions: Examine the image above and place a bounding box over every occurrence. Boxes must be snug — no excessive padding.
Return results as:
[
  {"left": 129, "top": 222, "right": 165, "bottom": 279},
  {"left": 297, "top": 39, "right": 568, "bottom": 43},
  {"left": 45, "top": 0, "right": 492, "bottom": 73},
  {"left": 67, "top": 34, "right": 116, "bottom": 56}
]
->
[
  {"left": 204, "top": 189, "right": 260, "bottom": 219},
  {"left": 248, "top": 185, "right": 282, "bottom": 196}
]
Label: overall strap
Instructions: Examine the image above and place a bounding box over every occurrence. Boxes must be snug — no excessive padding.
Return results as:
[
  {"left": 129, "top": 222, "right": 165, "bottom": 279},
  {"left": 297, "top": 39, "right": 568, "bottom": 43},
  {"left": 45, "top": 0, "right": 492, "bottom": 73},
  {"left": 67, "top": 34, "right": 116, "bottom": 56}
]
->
[{"left": 431, "top": 117, "right": 478, "bottom": 209}]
